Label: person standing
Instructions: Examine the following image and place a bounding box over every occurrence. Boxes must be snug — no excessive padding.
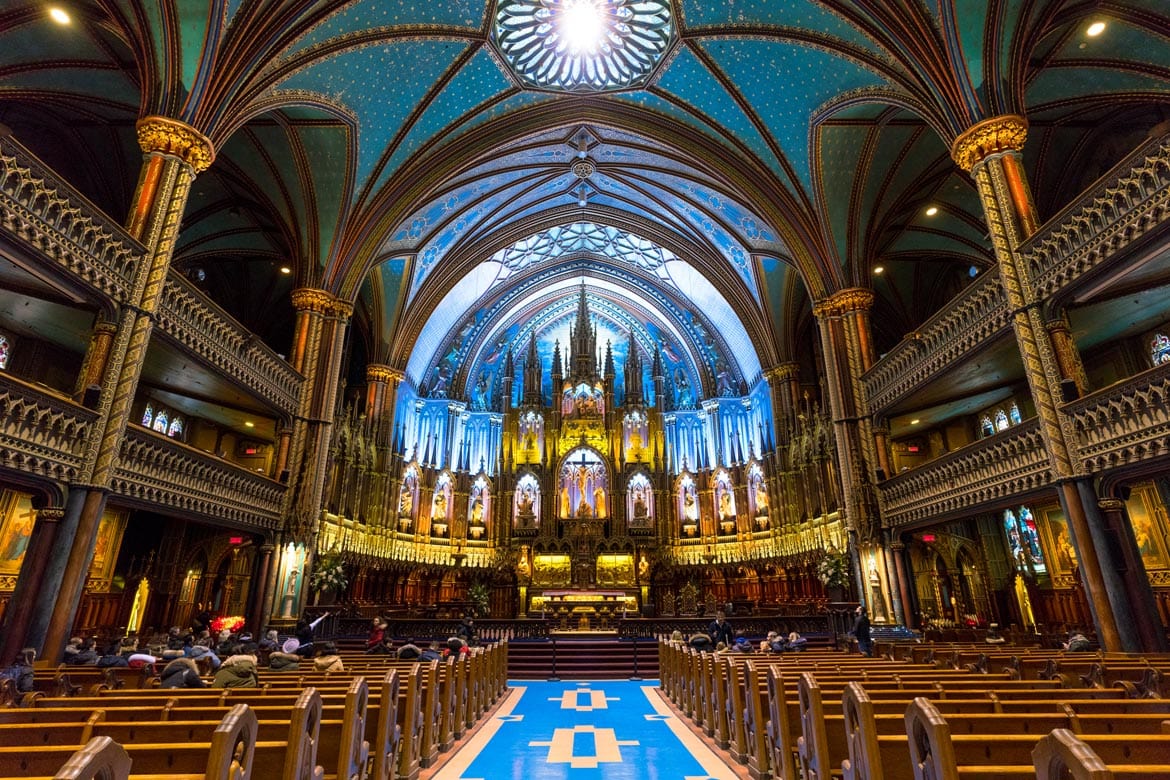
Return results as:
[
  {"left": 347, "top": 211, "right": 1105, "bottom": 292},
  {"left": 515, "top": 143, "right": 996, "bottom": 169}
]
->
[
  {"left": 708, "top": 610, "right": 734, "bottom": 647},
  {"left": 853, "top": 606, "right": 872, "bottom": 657}
]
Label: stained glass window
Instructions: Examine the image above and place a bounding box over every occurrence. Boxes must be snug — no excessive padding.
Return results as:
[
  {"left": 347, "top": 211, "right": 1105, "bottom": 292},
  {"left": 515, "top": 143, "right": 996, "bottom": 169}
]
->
[
  {"left": 994, "top": 410, "right": 1009, "bottom": 431},
  {"left": 1003, "top": 506, "right": 1046, "bottom": 574},
  {"left": 167, "top": 417, "right": 183, "bottom": 438},
  {"left": 1009, "top": 403, "right": 1022, "bottom": 425},
  {"left": 1152, "top": 333, "right": 1170, "bottom": 366},
  {"left": 142, "top": 404, "right": 154, "bottom": 428},
  {"left": 153, "top": 411, "right": 169, "bottom": 434},
  {"left": 0, "top": 333, "right": 10, "bottom": 370},
  {"left": 981, "top": 416, "right": 995, "bottom": 437}
]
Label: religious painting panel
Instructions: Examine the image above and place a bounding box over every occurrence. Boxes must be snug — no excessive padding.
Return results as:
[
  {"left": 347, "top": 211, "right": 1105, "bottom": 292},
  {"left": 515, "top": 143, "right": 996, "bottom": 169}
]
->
[
  {"left": 0, "top": 490, "right": 34, "bottom": 576},
  {"left": 1126, "top": 483, "right": 1169, "bottom": 571},
  {"left": 532, "top": 553, "right": 571, "bottom": 586},
  {"left": 88, "top": 508, "right": 128, "bottom": 585},
  {"left": 1037, "top": 506, "right": 1077, "bottom": 578},
  {"left": 596, "top": 553, "right": 634, "bottom": 586}
]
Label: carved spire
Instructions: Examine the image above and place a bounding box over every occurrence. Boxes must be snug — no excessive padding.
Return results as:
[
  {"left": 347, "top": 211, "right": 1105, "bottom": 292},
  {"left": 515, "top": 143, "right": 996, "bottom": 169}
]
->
[
  {"left": 568, "top": 284, "right": 598, "bottom": 380},
  {"left": 624, "top": 330, "right": 643, "bottom": 405},
  {"left": 523, "top": 332, "right": 543, "bottom": 405}
]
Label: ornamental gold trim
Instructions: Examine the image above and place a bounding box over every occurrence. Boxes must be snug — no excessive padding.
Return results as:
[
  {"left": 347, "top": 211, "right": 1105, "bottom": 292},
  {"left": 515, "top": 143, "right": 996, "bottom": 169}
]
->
[
  {"left": 951, "top": 115, "right": 1028, "bottom": 172},
  {"left": 291, "top": 288, "right": 337, "bottom": 314},
  {"left": 813, "top": 287, "right": 874, "bottom": 318},
  {"left": 135, "top": 116, "right": 215, "bottom": 173},
  {"left": 764, "top": 362, "right": 800, "bottom": 382},
  {"left": 367, "top": 364, "right": 404, "bottom": 383}
]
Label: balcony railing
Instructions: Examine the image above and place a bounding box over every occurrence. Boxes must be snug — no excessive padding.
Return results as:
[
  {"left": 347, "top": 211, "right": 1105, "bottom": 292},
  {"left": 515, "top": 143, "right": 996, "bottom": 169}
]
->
[
  {"left": 1065, "top": 360, "right": 1170, "bottom": 474},
  {"left": 878, "top": 419, "right": 1051, "bottom": 528},
  {"left": 112, "top": 427, "right": 285, "bottom": 530},
  {"left": 0, "top": 135, "right": 143, "bottom": 303},
  {"left": 156, "top": 274, "right": 303, "bottom": 417},
  {"left": 0, "top": 373, "right": 98, "bottom": 484},
  {"left": 1022, "top": 132, "right": 1170, "bottom": 298},
  {"left": 862, "top": 271, "right": 1011, "bottom": 413}
]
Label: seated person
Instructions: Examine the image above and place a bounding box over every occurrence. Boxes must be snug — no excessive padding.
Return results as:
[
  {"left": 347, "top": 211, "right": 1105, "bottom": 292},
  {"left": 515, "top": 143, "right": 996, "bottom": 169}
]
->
[
  {"left": 1063, "top": 630, "right": 1091, "bottom": 652},
  {"left": 367, "top": 618, "right": 388, "bottom": 651},
  {"left": 761, "top": 631, "right": 785, "bottom": 653},
  {"left": 785, "top": 631, "right": 807, "bottom": 651},
  {"left": 984, "top": 624, "right": 1006, "bottom": 644},
  {"left": 731, "top": 636, "right": 754, "bottom": 653},
  {"left": 313, "top": 642, "right": 344, "bottom": 672},
  {"left": 2, "top": 648, "right": 36, "bottom": 694},
  {"left": 420, "top": 641, "right": 443, "bottom": 661},
  {"left": 63, "top": 637, "right": 98, "bottom": 666},
  {"left": 160, "top": 657, "right": 205, "bottom": 689},
  {"left": 258, "top": 630, "right": 280, "bottom": 652},
  {"left": 268, "top": 638, "right": 302, "bottom": 671},
  {"left": 396, "top": 642, "right": 422, "bottom": 660},
  {"left": 212, "top": 653, "right": 259, "bottom": 688},
  {"left": 687, "top": 633, "right": 712, "bottom": 650}
]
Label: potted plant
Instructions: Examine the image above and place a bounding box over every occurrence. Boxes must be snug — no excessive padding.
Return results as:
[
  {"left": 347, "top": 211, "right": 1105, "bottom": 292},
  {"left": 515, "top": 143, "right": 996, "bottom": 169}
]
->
[
  {"left": 309, "top": 553, "right": 348, "bottom": 604},
  {"left": 467, "top": 582, "right": 491, "bottom": 618}
]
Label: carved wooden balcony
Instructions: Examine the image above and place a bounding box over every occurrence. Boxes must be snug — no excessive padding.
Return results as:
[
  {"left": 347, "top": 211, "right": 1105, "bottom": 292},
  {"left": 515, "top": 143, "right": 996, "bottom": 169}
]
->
[
  {"left": 1066, "top": 360, "right": 1170, "bottom": 474},
  {"left": 0, "top": 372, "right": 98, "bottom": 485},
  {"left": 877, "top": 419, "right": 1051, "bottom": 528},
  {"left": 112, "top": 426, "right": 285, "bottom": 530},
  {"left": 864, "top": 132, "right": 1170, "bottom": 416}
]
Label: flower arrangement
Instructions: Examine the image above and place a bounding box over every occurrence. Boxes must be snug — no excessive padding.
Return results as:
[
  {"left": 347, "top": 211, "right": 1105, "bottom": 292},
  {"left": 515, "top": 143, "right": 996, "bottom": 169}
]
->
[
  {"left": 309, "top": 553, "right": 348, "bottom": 593},
  {"left": 817, "top": 552, "right": 850, "bottom": 589},
  {"left": 210, "top": 615, "right": 245, "bottom": 634},
  {"left": 467, "top": 582, "right": 490, "bottom": 618}
]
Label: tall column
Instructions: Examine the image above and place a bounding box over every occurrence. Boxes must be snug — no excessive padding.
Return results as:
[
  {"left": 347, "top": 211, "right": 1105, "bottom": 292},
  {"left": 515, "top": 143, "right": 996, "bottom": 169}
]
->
[
  {"left": 35, "top": 117, "right": 213, "bottom": 659},
  {"left": 72, "top": 320, "right": 118, "bottom": 404},
  {"left": 1097, "top": 497, "right": 1167, "bottom": 651},
  {"left": 366, "top": 364, "right": 403, "bottom": 528},
  {"left": 282, "top": 288, "right": 353, "bottom": 613},
  {"left": 1045, "top": 313, "right": 1090, "bottom": 400},
  {"left": 950, "top": 115, "right": 1129, "bottom": 650},
  {"left": 0, "top": 502, "right": 65, "bottom": 663},
  {"left": 247, "top": 542, "right": 275, "bottom": 633}
]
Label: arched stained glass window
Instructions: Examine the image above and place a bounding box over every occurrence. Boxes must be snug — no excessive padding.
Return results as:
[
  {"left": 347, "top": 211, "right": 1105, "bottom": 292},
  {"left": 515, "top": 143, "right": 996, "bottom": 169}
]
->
[
  {"left": 167, "top": 416, "right": 184, "bottom": 438},
  {"left": 994, "top": 410, "right": 1009, "bottom": 431},
  {"left": 981, "top": 417, "right": 995, "bottom": 437},
  {"left": 1152, "top": 333, "right": 1170, "bottom": 366},
  {"left": 1009, "top": 403, "right": 1022, "bottom": 425},
  {"left": 1003, "top": 506, "right": 1047, "bottom": 574},
  {"left": 0, "top": 333, "right": 10, "bottom": 370},
  {"left": 142, "top": 404, "right": 154, "bottom": 428},
  {"left": 153, "top": 410, "right": 169, "bottom": 434}
]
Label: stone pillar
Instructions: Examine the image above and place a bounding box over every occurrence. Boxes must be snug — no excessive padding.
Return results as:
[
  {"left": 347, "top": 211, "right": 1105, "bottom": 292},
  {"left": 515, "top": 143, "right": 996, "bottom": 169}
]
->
[
  {"left": 950, "top": 115, "right": 1128, "bottom": 650},
  {"left": 1045, "top": 313, "right": 1090, "bottom": 400},
  {"left": 0, "top": 503, "right": 65, "bottom": 663},
  {"left": 72, "top": 320, "right": 117, "bottom": 404},
  {"left": 38, "top": 117, "right": 213, "bottom": 659},
  {"left": 282, "top": 288, "right": 353, "bottom": 612},
  {"left": 1097, "top": 497, "right": 1167, "bottom": 651},
  {"left": 248, "top": 543, "right": 275, "bottom": 633}
]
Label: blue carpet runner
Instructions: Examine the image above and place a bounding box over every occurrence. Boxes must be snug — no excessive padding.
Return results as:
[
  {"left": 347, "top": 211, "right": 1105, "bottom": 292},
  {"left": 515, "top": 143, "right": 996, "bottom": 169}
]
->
[{"left": 433, "top": 680, "right": 737, "bottom": 780}]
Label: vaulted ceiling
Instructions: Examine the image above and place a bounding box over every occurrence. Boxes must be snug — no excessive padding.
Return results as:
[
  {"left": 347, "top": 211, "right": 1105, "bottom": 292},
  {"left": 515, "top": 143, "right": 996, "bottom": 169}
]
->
[{"left": 2, "top": 0, "right": 1169, "bottom": 405}]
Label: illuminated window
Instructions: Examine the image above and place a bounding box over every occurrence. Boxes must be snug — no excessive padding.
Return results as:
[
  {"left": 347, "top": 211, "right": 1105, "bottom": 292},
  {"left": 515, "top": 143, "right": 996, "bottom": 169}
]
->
[
  {"left": 153, "top": 411, "right": 169, "bottom": 434},
  {"left": 980, "top": 416, "right": 995, "bottom": 437},
  {"left": 0, "top": 333, "right": 9, "bottom": 370},
  {"left": 142, "top": 404, "right": 154, "bottom": 428},
  {"left": 1152, "top": 333, "right": 1170, "bottom": 366},
  {"left": 167, "top": 417, "right": 184, "bottom": 438},
  {"left": 1008, "top": 403, "right": 1022, "bottom": 425},
  {"left": 1003, "top": 506, "right": 1047, "bottom": 574},
  {"left": 994, "top": 410, "right": 1009, "bottom": 431},
  {"left": 493, "top": 0, "right": 674, "bottom": 92}
]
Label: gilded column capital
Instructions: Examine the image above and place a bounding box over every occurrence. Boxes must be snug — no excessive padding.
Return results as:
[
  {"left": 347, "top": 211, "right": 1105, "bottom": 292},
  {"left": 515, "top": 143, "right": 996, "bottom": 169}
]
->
[
  {"left": 1097, "top": 498, "right": 1126, "bottom": 512},
  {"left": 812, "top": 287, "right": 874, "bottom": 318},
  {"left": 36, "top": 507, "right": 67, "bottom": 523},
  {"left": 764, "top": 362, "right": 799, "bottom": 383},
  {"left": 135, "top": 116, "right": 215, "bottom": 173},
  {"left": 951, "top": 115, "right": 1028, "bottom": 172},
  {"left": 367, "top": 364, "right": 404, "bottom": 384},
  {"left": 291, "top": 287, "right": 351, "bottom": 318}
]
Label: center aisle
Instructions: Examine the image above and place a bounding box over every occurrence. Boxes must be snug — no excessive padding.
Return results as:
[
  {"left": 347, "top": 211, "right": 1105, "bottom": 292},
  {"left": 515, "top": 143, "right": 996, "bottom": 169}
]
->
[{"left": 432, "top": 680, "right": 738, "bottom": 780}]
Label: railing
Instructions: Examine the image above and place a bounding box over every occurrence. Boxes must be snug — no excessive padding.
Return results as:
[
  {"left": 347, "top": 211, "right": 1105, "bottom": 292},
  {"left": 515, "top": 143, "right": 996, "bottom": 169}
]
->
[
  {"left": 111, "top": 426, "right": 285, "bottom": 530},
  {"left": 0, "top": 372, "right": 98, "bottom": 484},
  {"left": 1065, "top": 360, "right": 1170, "bottom": 474},
  {"left": 1023, "top": 132, "right": 1170, "bottom": 298},
  {"left": 862, "top": 271, "right": 1011, "bottom": 413},
  {"left": 156, "top": 273, "right": 303, "bottom": 417},
  {"left": 0, "top": 135, "right": 143, "bottom": 303},
  {"left": 878, "top": 419, "right": 1051, "bottom": 527}
]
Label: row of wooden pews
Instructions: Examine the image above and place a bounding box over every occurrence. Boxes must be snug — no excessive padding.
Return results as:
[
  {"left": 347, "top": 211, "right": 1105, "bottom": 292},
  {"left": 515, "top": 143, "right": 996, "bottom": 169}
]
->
[
  {"left": 0, "top": 641, "right": 508, "bottom": 780},
  {"left": 659, "top": 640, "right": 1170, "bottom": 779}
]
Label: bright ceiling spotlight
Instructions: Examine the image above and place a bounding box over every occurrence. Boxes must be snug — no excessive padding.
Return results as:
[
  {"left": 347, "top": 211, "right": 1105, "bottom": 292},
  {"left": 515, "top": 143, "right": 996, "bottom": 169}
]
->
[
  {"left": 925, "top": 205, "right": 939, "bottom": 216},
  {"left": 1086, "top": 21, "right": 1106, "bottom": 37},
  {"left": 560, "top": 0, "right": 606, "bottom": 54},
  {"left": 910, "top": 418, "right": 921, "bottom": 425},
  {"left": 279, "top": 266, "right": 291, "bottom": 274},
  {"left": 244, "top": 421, "right": 255, "bottom": 428},
  {"left": 872, "top": 265, "right": 885, "bottom": 275},
  {"left": 48, "top": 6, "right": 71, "bottom": 24}
]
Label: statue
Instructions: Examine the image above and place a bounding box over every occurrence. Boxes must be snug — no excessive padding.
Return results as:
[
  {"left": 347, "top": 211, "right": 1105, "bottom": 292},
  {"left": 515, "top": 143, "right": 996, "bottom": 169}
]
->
[
  {"left": 594, "top": 487, "right": 607, "bottom": 518},
  {"left": 432, "top": 490, "right": 448, "bottom": 520},
  {"left": 683, "top": 488, "right": 698, "bottom": 521},
  {"left": 633, "top": 493, "right": 649, "bottom": 519},
  {"left": 719, "top": 488, "right": 734, "bottom": 520},
  {"left": 753, "top": 482, "right": 768, "bottom": 516},
  {"left": 398, "top": 485, "right": 413, "bottom": 517},
  {"left": 470, "top": 498, "right": 484, "bottom": 525},
  {"left": 559, "top": 485, "right": 571, "bottom": 517}
]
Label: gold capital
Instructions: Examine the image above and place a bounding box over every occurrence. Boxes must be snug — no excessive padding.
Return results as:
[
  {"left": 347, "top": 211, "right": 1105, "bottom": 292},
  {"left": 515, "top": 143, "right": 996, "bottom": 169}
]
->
[
  {"left": 951, "top": 115, "right": 1028, "bottom": 172},
  {"left": 764, "top": 362, "right": 799, "bottom": 383},
  {"left": 135, "top": 116, "right": 215, "bottom": 173},
  {"left": 367, "top": 364, "right": 404, "bottom": 384},
  {"left": 813, "top": 287, "right": 874, "bottom": 318}
]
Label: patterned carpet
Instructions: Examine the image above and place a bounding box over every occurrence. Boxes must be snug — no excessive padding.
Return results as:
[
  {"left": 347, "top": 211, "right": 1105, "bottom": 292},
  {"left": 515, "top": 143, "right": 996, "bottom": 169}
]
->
[{"left": 432, "top": 680, "right": 737, "bottom": 780}]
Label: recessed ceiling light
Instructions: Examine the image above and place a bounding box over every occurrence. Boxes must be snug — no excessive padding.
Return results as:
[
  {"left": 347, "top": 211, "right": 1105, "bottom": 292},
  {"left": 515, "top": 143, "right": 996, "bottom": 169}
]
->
[
  {"left": 873, "top": 265, "right": 885, "bottom": 275},
  {"left": 244, "top": 421, "right": 255, "bottom": 428},
  {"left": 48, "top": 6, "right": 70, "bottom": 24},
  {"left": 910, "top": 418, "right": 920, "bottom": 425},
  {"left": 279, "top": 266, "right": 291, "bottom": 274},
  {"left": 925, "top": 206, "right": 939, "bottom": 216},
  {"left": 1086, "top": 21, "right": 1106, "bottom": 37}
]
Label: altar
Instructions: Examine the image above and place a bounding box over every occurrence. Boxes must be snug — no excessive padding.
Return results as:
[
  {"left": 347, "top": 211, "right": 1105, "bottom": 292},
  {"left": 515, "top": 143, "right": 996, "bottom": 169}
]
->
[{"left": 529, "top": 590, "right": 638, "bottom": 632}]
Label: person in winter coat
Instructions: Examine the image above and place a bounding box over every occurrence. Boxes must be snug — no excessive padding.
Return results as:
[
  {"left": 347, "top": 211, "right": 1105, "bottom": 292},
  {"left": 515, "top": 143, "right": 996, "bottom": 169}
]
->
[
  {"left": 160, "top": 657, "right": 205, "bottom": 689},
  {"left": 212, "top": 654, "right": 259, "bottom": 688},
  {"left": 313, "top": 642, "right": 344, "bottom": 672},
  {"left": 2, "top": 648, "right": 36, "bottom": 693}
]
